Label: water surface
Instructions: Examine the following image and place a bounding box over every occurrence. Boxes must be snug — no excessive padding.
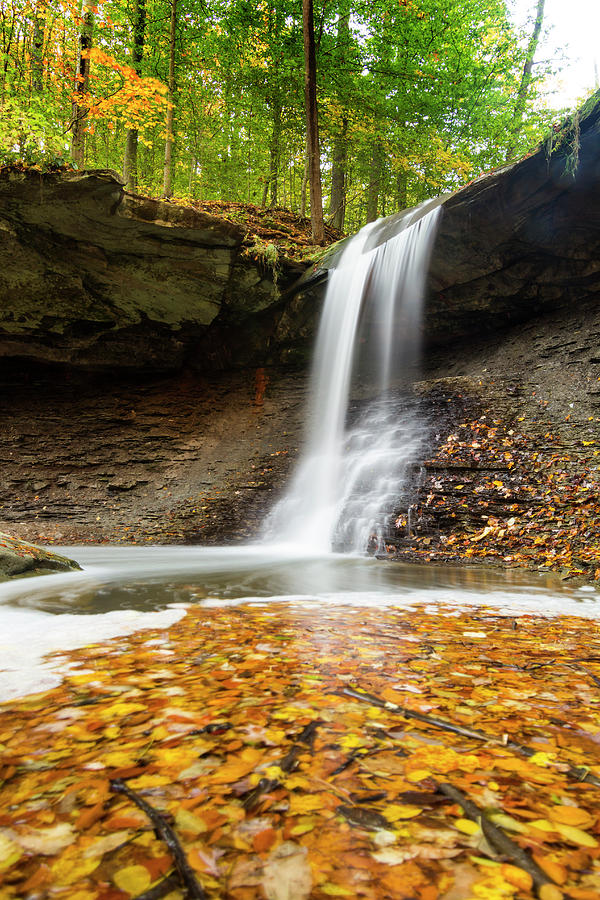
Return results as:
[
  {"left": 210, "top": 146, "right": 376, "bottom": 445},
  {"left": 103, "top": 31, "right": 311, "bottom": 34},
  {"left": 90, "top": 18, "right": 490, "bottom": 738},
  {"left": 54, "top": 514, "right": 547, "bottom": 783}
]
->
[{"left": 0, "top": 545, "right": 597, "bottom": 702}]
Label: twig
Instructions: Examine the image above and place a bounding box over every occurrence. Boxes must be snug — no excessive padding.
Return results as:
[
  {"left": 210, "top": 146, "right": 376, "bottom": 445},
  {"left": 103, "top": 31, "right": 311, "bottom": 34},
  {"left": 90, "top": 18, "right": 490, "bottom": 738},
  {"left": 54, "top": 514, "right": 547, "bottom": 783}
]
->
[
  {"left": 567, "top": 662, "right": 600, "bottom": 689},
  {"left": 131, "top": 873, "right": 180, "bottom": 900},
  {"left": 340, "top": 685, "right": 600, "bottom": 787},
  {"left": 437, "top": 782, "right": 554, "bottom": 893},
  {"left": 242, "top": 719, "right": 321, "bottom": 810},
  {"left": 340, "top": 686, "right": 509, "bottom": 744},
  {"left": 110, "top": 779, "right": 206, "bottom": 900}
]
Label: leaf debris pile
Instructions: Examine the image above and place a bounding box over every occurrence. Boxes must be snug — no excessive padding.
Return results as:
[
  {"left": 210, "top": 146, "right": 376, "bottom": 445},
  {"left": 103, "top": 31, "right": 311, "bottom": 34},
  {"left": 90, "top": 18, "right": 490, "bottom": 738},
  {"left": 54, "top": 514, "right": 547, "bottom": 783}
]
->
[
  {"left": 2, "top": 603, "right": 600, "bottom": 898},
  {"left": 165, "top": 197, "right": 343, "bottom": 261},
  {"left": 389, "top": 415, "right": 600, "bottom": 582}
]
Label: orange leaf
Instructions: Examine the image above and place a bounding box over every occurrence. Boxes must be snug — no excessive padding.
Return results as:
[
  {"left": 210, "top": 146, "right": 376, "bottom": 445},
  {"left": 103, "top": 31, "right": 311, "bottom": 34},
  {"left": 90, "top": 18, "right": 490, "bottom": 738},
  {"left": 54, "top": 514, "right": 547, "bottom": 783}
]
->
[
  {"left": 532, "top": 854, "right": 568, "bottom": 885},
  {"left": 21, "top": 864, "right": 51, "bottom": 893},
  {"left": 548, "top": 806, "right": 594, "bottom": 829},
  {"left": 76, "top": 801, "right": 105, "bottom": 831},
  {"left": 253, "top": 827, "right": 276, "bottom": 852},
  {"left": 143, "top": 855, "right": 173, "bottom": 881},
  {"left": 500, "top": 864, "right": 533, "bottom": 893}
]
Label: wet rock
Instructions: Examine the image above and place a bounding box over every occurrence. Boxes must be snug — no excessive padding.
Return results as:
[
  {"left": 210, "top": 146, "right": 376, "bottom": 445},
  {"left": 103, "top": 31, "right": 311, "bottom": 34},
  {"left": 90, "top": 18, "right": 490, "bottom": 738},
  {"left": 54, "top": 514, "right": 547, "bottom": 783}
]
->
[{"left": 0, "top": 532, "right": 81, "bottom": 580}]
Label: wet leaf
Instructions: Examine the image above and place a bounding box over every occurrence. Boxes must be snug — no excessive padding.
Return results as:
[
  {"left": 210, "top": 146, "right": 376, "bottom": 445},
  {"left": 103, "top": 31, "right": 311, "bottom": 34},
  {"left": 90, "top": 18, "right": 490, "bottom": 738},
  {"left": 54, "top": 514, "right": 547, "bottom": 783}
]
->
[
  {"left": 262, "top": 841, "right": 312, "bottom": 900},
  {"left": 113, "top": 863, "right": 152, "bottom": 894}
]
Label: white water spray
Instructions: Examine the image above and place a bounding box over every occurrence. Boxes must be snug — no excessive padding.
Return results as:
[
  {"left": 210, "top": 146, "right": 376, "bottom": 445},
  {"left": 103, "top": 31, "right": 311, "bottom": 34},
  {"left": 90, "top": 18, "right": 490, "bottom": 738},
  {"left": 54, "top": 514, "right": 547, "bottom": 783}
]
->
[{"left": 266, "top": 203, "right": 441, "bottom": 553}]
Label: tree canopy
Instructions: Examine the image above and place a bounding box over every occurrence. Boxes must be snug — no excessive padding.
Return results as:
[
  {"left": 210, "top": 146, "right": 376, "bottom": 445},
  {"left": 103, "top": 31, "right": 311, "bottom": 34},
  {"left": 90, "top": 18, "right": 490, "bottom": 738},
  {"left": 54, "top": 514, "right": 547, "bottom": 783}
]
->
[{"left": 0, "top": 0, "right": 572, "bottom": 233}]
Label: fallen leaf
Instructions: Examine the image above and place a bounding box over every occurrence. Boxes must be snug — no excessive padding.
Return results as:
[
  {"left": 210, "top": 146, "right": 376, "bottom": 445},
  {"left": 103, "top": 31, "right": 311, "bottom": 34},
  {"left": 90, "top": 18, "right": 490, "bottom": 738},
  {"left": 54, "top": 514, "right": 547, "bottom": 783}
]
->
[
  {"left": 113, "top": 863, "right": 152, "bottom": 894},
  {"left": 262, "top": 841, "right": 312, "bottom": 900}
]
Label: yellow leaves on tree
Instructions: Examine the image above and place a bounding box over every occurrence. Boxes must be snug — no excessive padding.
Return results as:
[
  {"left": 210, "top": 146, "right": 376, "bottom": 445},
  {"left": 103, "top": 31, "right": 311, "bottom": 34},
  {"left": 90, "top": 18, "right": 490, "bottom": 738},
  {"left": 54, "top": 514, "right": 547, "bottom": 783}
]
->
[{"left": 72, "top": 47, "right": 168, "bottom": 137}]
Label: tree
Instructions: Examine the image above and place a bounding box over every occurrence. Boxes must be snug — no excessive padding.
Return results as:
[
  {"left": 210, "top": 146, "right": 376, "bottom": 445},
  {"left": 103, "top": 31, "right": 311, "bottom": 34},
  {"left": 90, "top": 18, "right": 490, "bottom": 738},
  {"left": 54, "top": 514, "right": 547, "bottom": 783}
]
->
[
  {"left": 505, "top": 0, "right": 546, "bottom": 161},
  {"left": 163, "top": 0, "right": 178, "bottom": 198},
  {"left": 123, "top": 0, "right": 147, "bottom": 190},
  {"left": 72, "top": 0, "right": 95, "bottom": 166},
  {"left": 31, "top": 0, "right": 46, "bottom": 94},
  {"left": 302, "top": 0, "right": 324, "bottom": 243},
  {"left": 328, "top": 6, "right": 350, "bottom": 229}
]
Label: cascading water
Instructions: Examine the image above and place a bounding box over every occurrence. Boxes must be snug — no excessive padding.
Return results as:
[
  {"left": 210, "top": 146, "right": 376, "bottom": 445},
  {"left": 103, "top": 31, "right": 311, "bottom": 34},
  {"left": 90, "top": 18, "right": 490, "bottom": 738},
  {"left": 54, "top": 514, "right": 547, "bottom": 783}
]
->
[{"left": 265, "top": 203, "right": 441, "bottom": 553}]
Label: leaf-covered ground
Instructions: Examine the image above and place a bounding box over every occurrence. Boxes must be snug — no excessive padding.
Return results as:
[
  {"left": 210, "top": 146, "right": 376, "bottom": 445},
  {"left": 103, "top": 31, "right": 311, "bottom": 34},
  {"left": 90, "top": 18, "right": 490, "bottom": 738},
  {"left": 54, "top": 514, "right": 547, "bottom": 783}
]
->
[
  {"left": 2, "top": 602, "right": 600, "bottom": 899},
  {"left": 170, "top": 199, "right": 343, "bottom": 261},
  {"left": 388, "top": 413, "right": 600, "bottom": 585}
]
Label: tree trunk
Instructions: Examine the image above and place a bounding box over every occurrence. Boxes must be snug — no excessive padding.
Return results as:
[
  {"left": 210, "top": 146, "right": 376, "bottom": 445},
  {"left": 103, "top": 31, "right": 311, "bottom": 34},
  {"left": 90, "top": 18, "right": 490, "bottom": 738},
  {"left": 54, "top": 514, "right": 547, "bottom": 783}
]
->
[
  {"left": 329, "top": 117, "right": 347, "bottom": 230},
  {"left": 396, "top": 170, "right": 408, "bottom": 210},
  {"left": 31, "top": 0, "right": 46, "bottom": 94},
  {"left": 328, "top": 10, "right": 350, "bottom": 231},
  {"left": 302, "top": 0, "right": 324, "bottom": 243},
  {"left": 71, "top": 0, "right": 94, "bottom": 167},
  {"left": 123, "top": 0, "right": 146, "bottom": 191},
  {"left": 505, "top": 0, "right": 546, "bottom": 162},
  {"left": 268, "top": 98, "right": 282, "bottom": 208},
  {"left": 300, "top": 144, "right": 309, "bottom": 218},
  {"left": 163, "top": 0, "right": 177, "bottom": 198},
  {"left": 366, "top": 142, "right": 384, "bottom": 223}
]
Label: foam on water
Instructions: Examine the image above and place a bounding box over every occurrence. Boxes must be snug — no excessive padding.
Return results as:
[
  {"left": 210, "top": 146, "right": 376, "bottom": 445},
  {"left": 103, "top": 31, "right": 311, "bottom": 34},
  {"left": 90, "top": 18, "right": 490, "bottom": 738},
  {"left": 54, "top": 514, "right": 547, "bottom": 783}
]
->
[{"left": 1, "top": 545, "right": 597, "bottom": 700}]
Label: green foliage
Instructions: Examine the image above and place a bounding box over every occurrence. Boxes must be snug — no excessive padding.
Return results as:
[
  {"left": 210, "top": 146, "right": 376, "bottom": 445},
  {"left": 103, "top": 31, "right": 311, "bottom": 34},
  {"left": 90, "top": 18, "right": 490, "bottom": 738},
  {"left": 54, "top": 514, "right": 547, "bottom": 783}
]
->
[
  {"left": 0, "top": 96, "right": 69, "bottom": 167},
  {"left": 0, "top": 0, "right": 582, "bottom": 228}
]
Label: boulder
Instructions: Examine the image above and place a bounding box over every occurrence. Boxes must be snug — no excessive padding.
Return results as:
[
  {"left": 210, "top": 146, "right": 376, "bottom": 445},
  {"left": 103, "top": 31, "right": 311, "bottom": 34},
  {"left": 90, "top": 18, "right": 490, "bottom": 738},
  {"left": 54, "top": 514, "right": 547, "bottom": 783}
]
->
[{"left": 0, "top": 532, "right": 81, "bottom": 580}]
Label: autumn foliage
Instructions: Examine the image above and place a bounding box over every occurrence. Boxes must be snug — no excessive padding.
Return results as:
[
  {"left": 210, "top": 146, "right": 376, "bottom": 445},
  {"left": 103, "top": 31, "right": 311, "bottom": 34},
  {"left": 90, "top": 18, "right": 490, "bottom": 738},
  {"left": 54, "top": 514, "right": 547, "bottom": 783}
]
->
[{"left": 2, "top": 602, "right": 600, "bottom": 898}]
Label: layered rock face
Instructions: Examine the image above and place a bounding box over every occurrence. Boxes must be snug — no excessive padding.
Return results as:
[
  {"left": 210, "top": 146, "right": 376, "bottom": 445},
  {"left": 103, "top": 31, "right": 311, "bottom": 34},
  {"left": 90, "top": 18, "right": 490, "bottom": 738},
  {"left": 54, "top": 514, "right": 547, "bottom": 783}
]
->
[
  {"left": 293, "top": 95, "right": 600, "bottom": 350},
  {"left": 0, "top": 169, "right": 303, "bottom": 370}
]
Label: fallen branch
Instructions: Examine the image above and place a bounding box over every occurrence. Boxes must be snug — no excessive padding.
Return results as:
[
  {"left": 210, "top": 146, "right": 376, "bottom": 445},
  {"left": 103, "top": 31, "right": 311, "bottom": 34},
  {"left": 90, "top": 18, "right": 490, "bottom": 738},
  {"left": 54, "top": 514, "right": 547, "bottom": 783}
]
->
[
  {"left": 340, "top": 685, "right": 600, "bottom": 787},
  {"left": 437, "top": 782, "right": 555, "bottom": 894},
  {"left": 242, "top": 719, "right": 321, "bottom": 810},
  {"left": 110, "top": 778, "right": 206, "bottom": 900}
]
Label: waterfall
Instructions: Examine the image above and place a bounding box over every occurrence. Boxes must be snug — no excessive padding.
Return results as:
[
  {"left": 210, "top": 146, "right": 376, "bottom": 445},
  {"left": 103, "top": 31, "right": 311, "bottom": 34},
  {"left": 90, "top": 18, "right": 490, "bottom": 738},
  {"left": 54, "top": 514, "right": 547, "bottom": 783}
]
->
[{"left": 265, "top": 203, "right": 441, "bottom": 554}]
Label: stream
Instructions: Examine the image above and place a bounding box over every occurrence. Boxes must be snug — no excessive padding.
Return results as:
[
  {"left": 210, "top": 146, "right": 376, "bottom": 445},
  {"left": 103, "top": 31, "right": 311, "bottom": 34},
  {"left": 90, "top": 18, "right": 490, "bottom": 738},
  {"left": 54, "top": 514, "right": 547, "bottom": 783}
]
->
[
  {"left": 2, "top": 204, "right": 597, "bottom": 704},
  {"left": 0, "top": 544, "right": 597, "bottom": 702}
]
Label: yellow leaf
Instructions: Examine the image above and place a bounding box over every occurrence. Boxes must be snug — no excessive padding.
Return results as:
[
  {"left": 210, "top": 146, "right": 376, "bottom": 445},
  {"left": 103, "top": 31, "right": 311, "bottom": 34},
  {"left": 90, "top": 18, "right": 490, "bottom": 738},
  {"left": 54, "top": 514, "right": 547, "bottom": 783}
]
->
[
  {"left": 174, "top": 809, "right": 207, "bottom": 835},
  {"left": 548, "top": 806, "right": 594, "bottom": 828},
  {"left": 454, "top": 818, "right": 481, "bottom": 835},
  {"left": 51, "top": 855, "right": 101, "bottom": 886},
  {"left": 469, "top": 856, "right": 501, "bottom": 867},
  {"left": 528, "top": 819, "right": 557, "bottom": 833},
  {"left": 103, "top": 751, "right": 138, "bottom": 768},
  {"left": 529, "top": 751, "right": 556, "bottom": 767},
  {"left": 383, "top": 804, "right": 422, "bottom": 822},
  {"left": 553, "top": 822, "right": 598, "bottom": 847},
  {"left": 113, "top": 864, "right": 152, "bottom": 895},
  {"left": 284, "top": 775, "right": 311, "bottom": 790},
  {"left": 321, "top": 884, "right": 354, "bottom": 896},
  {"left": 98, "top": 701, "right": 147, "bottom": 720},
  {"left": 289, "top": 795, "right": 325, "bottom": 815},
  {"left": 290, "top": 817, "right": 317, "bottom": 836},
  {"left": 405, "top": 769, "right": 431, "bottom": 783},
  {"left": 488, "top": 813, "right": 527, "bottom": 834},
  {"left": 539, "top": 886, "right": 564, "bottom": 900},
  {"left": 0, "top": 833, "right": 22, "bottom": 870},
  {"left": 339, "top": 734, "right": 364, "bottom": 751}
]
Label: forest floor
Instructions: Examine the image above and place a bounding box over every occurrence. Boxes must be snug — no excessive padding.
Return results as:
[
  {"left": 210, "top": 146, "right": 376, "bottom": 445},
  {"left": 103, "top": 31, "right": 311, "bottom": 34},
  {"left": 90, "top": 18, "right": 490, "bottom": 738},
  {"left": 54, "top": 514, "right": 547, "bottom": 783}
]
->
[
  {"left": 2, "top": 602, "right": 600, "bottom": 900},
  {"left": 168, "top": 197, "right": 344, "bottom": 262}
]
